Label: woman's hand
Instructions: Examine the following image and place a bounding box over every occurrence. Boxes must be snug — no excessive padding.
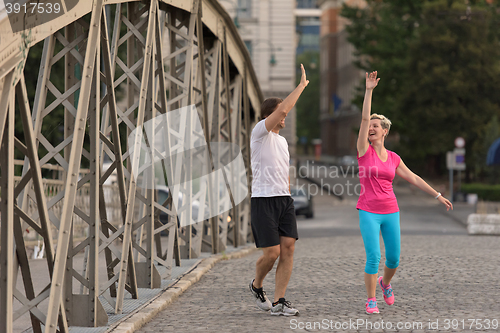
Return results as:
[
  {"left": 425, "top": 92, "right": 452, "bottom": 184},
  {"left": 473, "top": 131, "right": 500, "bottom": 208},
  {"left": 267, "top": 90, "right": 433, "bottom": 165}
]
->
[
  {"left": 366, "top": 71, "right": 380, "bottom": 91},
  {"left": 438, "top": 196, "right": 453, "bottom": 211}
]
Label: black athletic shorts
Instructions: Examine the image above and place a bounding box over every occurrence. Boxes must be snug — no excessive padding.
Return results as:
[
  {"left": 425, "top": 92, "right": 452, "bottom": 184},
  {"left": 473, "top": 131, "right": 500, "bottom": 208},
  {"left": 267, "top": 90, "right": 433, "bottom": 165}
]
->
[{"left": 251, "top": 196, "right": 298, "bottom": 248}]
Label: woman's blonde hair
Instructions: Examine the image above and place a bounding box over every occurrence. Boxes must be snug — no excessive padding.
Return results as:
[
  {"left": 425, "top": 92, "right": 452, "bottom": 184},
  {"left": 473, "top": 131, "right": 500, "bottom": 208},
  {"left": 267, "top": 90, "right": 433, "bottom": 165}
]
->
[{"left": 370, "top": 113, "right": 392, "bottom": 136}]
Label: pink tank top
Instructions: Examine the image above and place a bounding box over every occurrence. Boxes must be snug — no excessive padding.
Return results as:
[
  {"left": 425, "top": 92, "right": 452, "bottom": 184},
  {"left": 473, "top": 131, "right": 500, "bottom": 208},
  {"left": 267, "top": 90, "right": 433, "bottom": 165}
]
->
[{"left": 356, "top": 145, "right": 401, "bottom": 214}]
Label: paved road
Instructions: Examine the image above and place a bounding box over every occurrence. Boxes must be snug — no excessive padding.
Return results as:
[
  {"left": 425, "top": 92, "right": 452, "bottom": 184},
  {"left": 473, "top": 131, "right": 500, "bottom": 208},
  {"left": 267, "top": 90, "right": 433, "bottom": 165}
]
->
[{"left": 136, "top": 179, "right": 500, "bottom": 333}]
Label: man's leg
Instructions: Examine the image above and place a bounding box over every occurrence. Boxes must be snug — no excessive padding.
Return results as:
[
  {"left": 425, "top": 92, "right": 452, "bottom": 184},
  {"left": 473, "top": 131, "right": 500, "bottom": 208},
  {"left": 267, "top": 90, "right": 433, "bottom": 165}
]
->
[
  {"left": 273, "top": 236, "right": 295, "bottom": 302},
  {"left": 254, "top": 245, "right": 280, "bottom": 288}
]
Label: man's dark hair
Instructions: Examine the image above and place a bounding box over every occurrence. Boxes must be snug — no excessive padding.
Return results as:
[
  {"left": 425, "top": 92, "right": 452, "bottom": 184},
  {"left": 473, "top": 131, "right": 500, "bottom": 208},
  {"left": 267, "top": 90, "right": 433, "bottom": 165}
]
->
[{"left": 260, "top": 97, "right": 283, "bottom": 119}]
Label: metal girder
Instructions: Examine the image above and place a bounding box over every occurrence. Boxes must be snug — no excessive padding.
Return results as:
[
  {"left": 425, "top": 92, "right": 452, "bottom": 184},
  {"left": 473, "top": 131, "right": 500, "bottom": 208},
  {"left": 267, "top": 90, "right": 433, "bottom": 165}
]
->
[
  {"left": 164, "top": 4, "right": 202, "bottom": 259},
  {"left": 0, "top": 72, "right": 15, "bottom": 333},
  {"left": 44, "top": 0, "right": 104, "bottom": 331},
  {"left": 194, "top": 0, "right": 220, "bottom": 255}
]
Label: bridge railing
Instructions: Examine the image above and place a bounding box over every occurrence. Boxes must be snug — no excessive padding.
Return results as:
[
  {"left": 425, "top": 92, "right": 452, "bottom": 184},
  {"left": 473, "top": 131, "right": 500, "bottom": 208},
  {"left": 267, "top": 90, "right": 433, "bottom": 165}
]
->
[{"left": 0, "top": 1, "right": 262, "bottom": 332}]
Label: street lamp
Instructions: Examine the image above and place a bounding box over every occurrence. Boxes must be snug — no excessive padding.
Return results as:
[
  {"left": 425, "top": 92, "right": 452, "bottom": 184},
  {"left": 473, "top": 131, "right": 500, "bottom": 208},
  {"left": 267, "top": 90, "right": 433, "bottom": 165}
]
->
[
  {"left": 270, "top": 54, "right": 277, "bottom": 66},
  {"left": 253, "top": 40, "right": 281, "bottom": 67}
]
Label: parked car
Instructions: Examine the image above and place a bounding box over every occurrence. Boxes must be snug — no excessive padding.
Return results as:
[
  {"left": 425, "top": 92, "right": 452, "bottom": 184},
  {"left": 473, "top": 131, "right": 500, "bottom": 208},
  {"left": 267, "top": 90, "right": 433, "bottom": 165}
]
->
[
  {"left": 156, "top": 185, "right": 210, "bottom": 228},
  {"left": 290, "top": 186, "right": 313, "bottom": 219},
  {"left": 338, "top": 155, "right": 359, "bottom": 173}
]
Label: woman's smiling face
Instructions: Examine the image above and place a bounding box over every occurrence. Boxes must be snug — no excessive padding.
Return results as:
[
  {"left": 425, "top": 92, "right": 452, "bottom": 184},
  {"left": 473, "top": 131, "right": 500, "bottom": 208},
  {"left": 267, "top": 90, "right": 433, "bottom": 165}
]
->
[{"left": 368, "top": 119, "right": 387, "bottom": 141}]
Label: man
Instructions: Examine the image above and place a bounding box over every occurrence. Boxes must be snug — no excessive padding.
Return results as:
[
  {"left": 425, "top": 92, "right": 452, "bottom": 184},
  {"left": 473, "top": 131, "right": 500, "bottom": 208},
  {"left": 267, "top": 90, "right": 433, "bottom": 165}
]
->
[{"left": 248, "top": 64, "right": 309, "bottom": 316}]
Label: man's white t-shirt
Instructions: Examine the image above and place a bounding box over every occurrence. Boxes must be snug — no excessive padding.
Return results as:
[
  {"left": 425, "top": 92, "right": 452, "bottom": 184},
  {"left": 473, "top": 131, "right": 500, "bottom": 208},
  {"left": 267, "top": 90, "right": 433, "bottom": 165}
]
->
[{"left": 250, "top": 119, "right": 290, "bottom": 197}]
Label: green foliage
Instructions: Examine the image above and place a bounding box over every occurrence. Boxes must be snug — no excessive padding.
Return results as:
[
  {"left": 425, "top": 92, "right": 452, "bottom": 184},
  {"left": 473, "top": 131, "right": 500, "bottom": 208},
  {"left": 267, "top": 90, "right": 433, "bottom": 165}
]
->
[
  {"left": 295, "top": 51, "right": 320, "bottom": 150},
  {"left": 341, "top": 0, "right": 500, "bottom": 179},
  {"left": 462, "top": 183, "right": 500, "bottom": 201},
  {"left": 341, "top": 0, "right": 425, "bottom": 129},
  {"left": 398, "top": 1, "right": 500, "bottom": 173}
]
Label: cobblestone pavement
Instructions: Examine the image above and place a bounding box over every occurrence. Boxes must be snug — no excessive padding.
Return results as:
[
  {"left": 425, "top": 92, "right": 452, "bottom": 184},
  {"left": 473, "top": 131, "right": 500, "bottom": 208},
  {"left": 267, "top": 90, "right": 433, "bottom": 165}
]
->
[{"left": 136, "top": 186, "right": 500, "bottom": 333}]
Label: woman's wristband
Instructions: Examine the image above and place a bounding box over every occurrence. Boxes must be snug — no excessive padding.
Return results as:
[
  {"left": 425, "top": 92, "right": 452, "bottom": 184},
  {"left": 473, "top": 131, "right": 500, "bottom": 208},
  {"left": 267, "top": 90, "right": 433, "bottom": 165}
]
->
[{"left": 435, "top": 192, "right": 442, "bottom": 199}]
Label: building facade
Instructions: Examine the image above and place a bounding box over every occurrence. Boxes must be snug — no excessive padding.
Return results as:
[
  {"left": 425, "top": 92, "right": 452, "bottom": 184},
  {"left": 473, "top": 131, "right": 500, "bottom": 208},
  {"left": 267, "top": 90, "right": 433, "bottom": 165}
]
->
[
  {"left": 318, "top": 0, "right": 365, "bottom": 157},
  {"left": 295, "top": 1, "right": 321, "bottom": 56},
  {"left": 219, "top": 0, "right": 297, "bottom": 158}
]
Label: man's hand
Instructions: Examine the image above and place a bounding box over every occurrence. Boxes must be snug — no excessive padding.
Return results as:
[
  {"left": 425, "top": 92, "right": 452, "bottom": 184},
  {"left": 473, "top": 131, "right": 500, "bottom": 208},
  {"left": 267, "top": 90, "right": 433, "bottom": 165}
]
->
[
  {"left": 366, "top": 71, "right": 380, "bottom": 91},
  {"left": 265, "top": 64, "right": 309, "bottom": 131},
  {"left": 300, "top": 64, "right": 309, "bottom": 88}
]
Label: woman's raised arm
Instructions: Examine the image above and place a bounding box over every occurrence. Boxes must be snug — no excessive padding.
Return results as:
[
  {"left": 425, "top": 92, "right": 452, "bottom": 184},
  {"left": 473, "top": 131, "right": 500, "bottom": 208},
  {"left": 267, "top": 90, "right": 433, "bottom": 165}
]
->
[{"left": 357, "top": 71, "right": 380, "bottom": 157}]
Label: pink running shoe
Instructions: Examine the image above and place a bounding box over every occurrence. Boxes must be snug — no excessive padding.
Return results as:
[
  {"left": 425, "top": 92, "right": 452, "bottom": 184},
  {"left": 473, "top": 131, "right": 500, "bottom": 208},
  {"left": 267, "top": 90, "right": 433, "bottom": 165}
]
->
[
  {"left": 378, "top": 276, "right": 395, "bottom": 305},
  {"left": 365, "top": 298, "right": 379, "bottom": 314}
]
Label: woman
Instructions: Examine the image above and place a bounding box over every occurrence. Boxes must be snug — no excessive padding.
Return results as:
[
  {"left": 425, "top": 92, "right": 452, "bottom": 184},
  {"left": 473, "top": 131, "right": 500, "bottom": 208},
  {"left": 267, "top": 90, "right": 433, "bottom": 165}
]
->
[{"left": 357, "top": 71, "right": 453, "bottom": 314}]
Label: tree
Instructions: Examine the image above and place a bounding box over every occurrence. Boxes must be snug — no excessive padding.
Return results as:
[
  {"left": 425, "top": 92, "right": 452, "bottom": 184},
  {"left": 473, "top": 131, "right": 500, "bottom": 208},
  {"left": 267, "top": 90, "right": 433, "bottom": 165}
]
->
[
  {"left": 396, "top": 0, "right": 500, "bottom": 177},
  {"left": 341, "top": 0, "right": 425, "bottom": 130},
  {"left": 342, "top": 0, "right": 500, "bottom": 178}
]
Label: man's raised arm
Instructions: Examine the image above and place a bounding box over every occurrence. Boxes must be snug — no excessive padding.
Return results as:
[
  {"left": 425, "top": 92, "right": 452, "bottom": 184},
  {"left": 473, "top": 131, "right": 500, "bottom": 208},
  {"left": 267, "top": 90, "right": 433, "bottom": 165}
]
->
[{"left": 265, "top": 64, "right": 309, "bottom": 132}]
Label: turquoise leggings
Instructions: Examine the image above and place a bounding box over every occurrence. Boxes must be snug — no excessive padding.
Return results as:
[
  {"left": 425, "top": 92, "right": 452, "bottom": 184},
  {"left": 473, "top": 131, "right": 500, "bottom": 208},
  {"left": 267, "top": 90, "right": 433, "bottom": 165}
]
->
[{"left": 359, "top": 210, "right": 401, "bottom": 275}]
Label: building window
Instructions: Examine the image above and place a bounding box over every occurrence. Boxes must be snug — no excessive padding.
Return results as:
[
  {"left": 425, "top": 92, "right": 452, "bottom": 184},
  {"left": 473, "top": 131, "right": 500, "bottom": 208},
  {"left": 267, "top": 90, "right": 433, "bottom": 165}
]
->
[
  {"left": 244, "top": 40, "right": 252, "bottom": 59},
  {"left": 296, "top": 0, "right": 318, "bottom": 9},
  {"left": 238, "top": 0, "right": 251, "bottom": 18}
]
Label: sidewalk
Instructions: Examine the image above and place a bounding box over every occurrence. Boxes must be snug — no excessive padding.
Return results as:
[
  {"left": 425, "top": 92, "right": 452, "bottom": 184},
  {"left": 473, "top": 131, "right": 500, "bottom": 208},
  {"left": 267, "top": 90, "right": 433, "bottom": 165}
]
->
[
  {"left": 134, "top": 180, "right": 500, "bottom": 333},
  {"left": 394, "top": 182, "right": 476, "bottom": 227},
  {"left": 18, "top": 245, "right": 257, "bottom": 333},
  {"left": 135, "top": 235, "right": 500, "bottom": 333}
]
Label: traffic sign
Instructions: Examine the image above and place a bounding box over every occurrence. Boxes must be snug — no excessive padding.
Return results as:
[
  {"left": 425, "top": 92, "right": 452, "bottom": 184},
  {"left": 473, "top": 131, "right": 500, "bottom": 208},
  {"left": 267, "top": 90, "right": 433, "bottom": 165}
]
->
[
  {"left": 447, "top": 148, "right": 466, "bottom": 170},
  {"left": 455, "top": 137, "right": 465, "bottom": 148}
]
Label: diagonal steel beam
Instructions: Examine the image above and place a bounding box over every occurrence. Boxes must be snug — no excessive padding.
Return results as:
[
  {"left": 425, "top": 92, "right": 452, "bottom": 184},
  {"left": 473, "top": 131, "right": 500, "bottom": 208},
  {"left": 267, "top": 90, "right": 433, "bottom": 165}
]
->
[
  {"left": 45, "top": 1, "right": 104, "bottom": 331},
  {"left": 154, "top": 7, "right": 181, "bottom": 272},
  {"left": 17, "top": 76, "right": 57, "bottom": 273},
  {"left": 0, "top": 81, "right": 15, "bottom": 333},
  {"left": 115, "top": 0, "right": 159, "bottom": 314},
  {"left": 100, "top": 3, "right": 131, "bottom": 300},
  {"left": 0, "top": 71, "right": 14, "bottom": 149}
]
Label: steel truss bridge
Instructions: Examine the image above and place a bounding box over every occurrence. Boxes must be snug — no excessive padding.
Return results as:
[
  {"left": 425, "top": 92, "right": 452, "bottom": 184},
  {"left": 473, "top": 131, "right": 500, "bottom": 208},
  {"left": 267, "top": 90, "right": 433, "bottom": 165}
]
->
[{"left": 0, "top": 0, "right": 262, "bottom": 331}]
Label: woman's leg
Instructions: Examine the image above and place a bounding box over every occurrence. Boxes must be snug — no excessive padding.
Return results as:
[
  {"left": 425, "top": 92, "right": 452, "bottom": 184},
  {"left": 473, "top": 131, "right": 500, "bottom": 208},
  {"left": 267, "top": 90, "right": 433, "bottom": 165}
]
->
[
  {"left": 382, "top": 266, "right": 397, "bottom": 286},
  {"left": 359, "top": 210, "right": 382, "bottom": 298},
  {"left": 364, "top": 273, "right": 378, "bottom": 299},
  {"left": 380, "top": 211, "right": 401, "bottom": 285}
]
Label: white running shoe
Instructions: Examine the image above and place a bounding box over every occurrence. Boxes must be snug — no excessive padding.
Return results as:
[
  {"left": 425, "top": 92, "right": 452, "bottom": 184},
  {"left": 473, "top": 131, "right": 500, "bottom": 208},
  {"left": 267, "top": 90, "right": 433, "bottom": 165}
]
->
[
  {"left": 249, "top": 279, "right": 272, "bottom": 311},
  {"left": 270, "top": 298, "right": 299, "bottom": 316}
]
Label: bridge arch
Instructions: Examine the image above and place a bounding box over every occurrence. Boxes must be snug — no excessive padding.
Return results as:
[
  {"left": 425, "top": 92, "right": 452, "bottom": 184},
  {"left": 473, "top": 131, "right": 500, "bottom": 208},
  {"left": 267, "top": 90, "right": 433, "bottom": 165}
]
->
[{"left": 0, "top": 1, "right": 262, "bottom": 331}]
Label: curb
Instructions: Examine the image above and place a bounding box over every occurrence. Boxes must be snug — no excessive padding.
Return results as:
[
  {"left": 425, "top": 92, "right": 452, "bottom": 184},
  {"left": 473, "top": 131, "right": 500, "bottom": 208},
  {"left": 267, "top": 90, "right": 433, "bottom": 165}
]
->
[{"left": 109, "top": 246, "right": 258, "bottom": 333}]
